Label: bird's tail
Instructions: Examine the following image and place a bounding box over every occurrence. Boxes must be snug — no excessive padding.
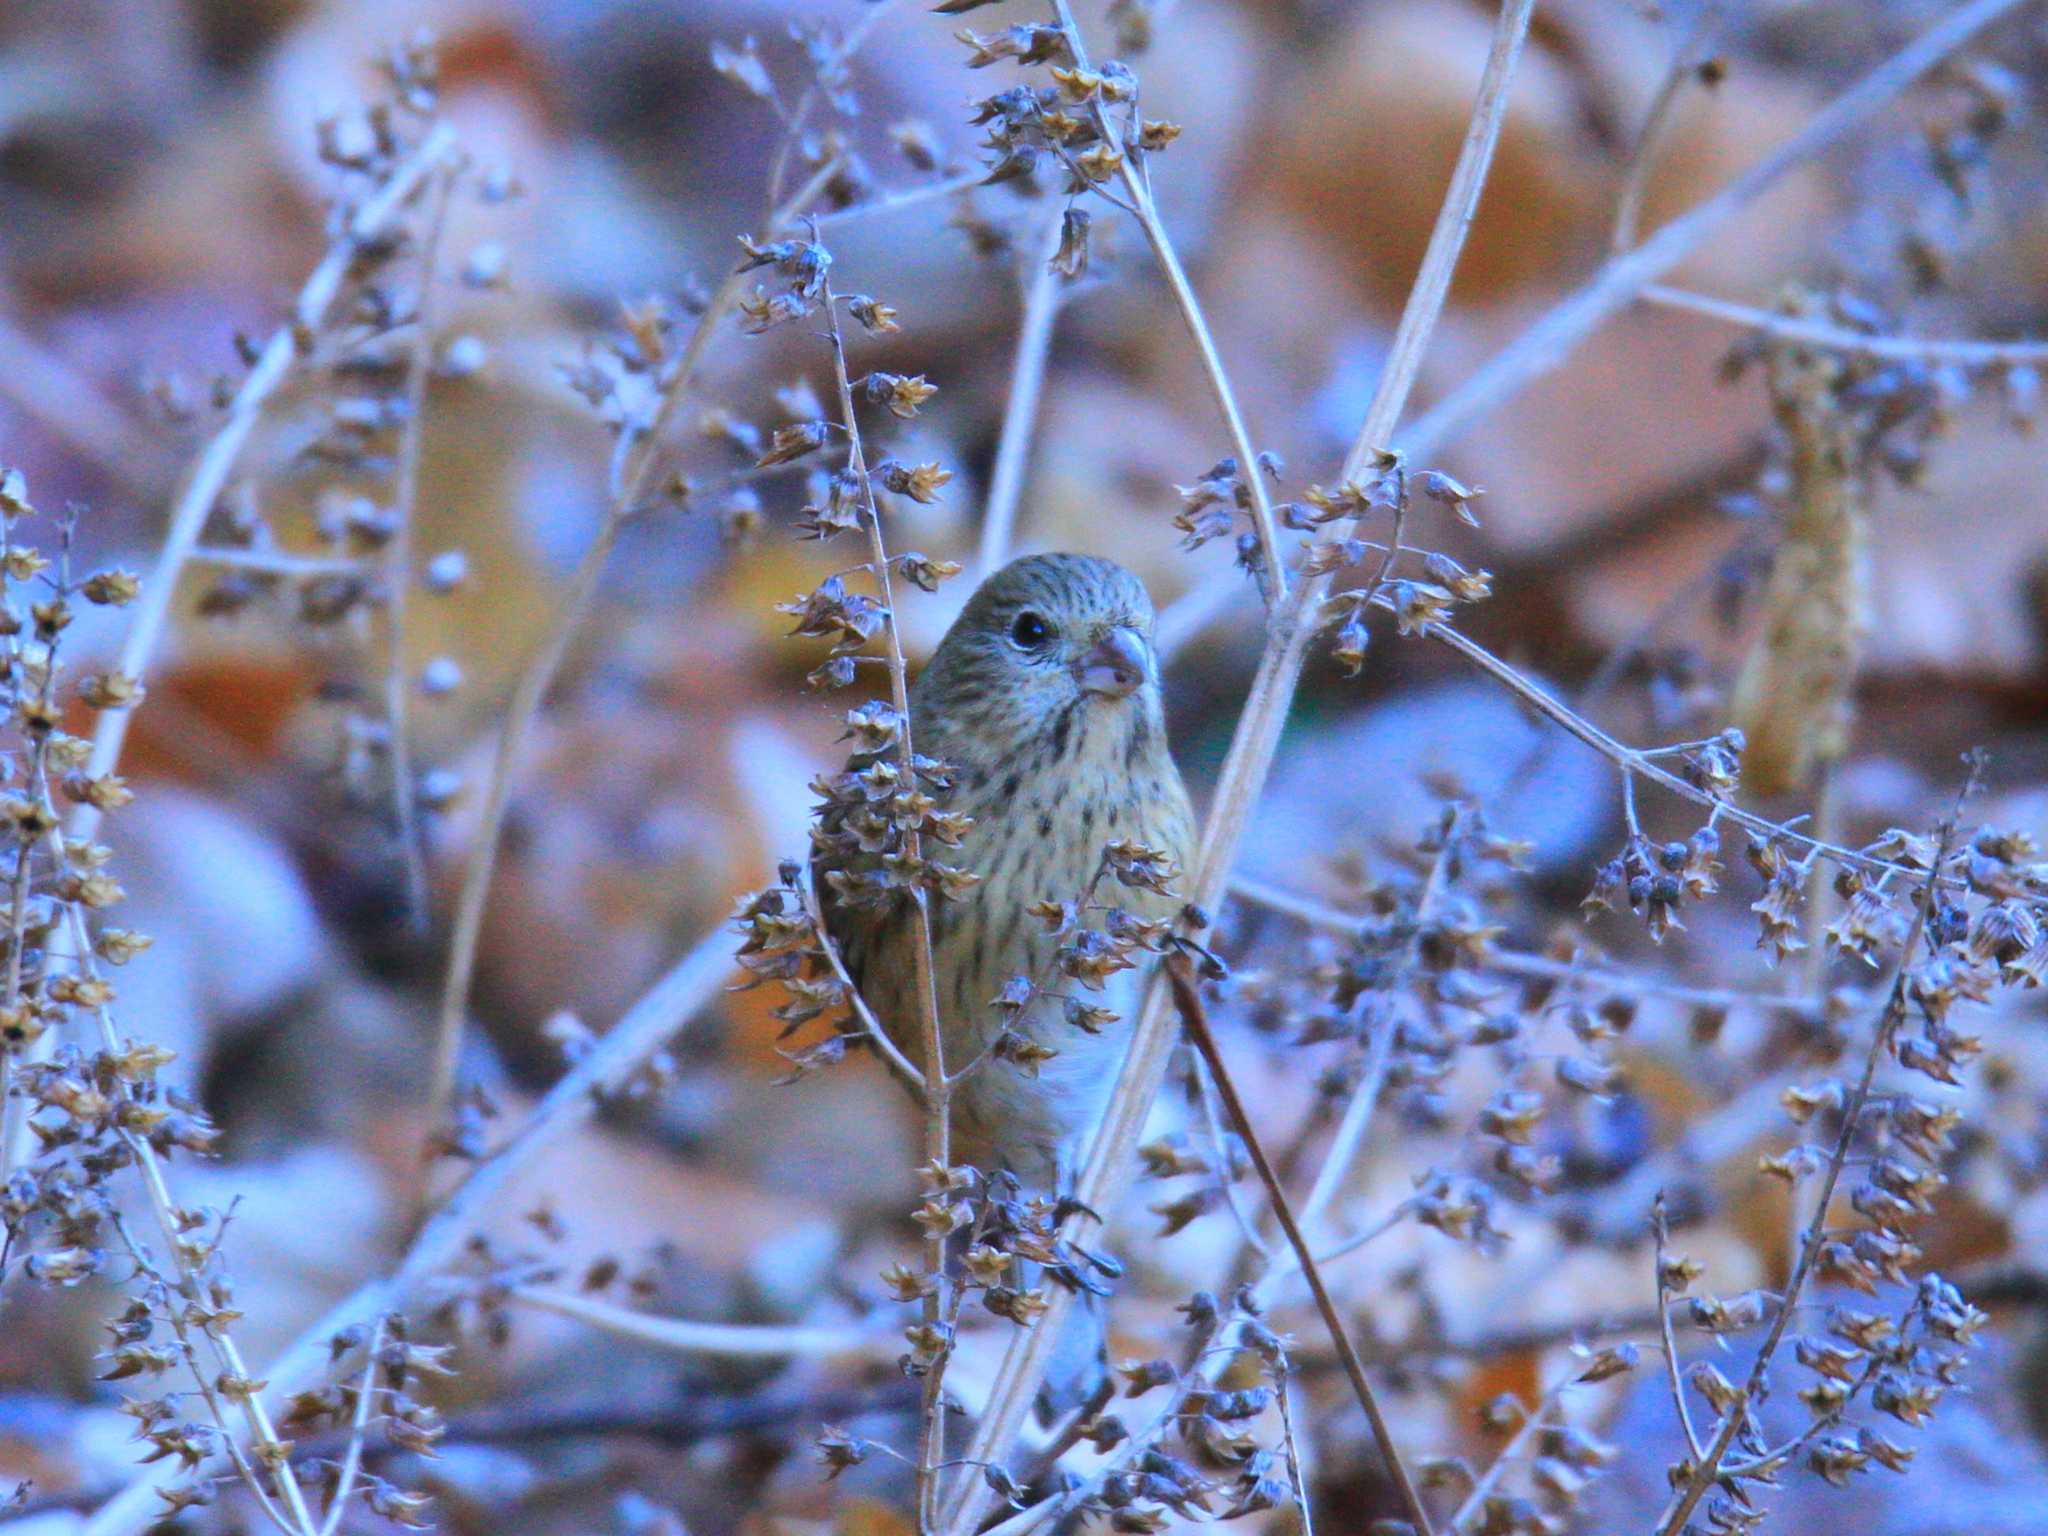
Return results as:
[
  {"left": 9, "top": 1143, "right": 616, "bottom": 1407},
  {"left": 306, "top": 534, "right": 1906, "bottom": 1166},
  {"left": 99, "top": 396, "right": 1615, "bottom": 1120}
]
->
[{"left": 1034, "top": 1290, "right": 1108, "bottom": 1424}]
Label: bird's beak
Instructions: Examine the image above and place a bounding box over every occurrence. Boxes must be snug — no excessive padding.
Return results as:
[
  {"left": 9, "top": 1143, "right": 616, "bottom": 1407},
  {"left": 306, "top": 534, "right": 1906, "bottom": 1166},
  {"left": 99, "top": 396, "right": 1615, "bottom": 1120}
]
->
[{"left": 1074, "top": 625, "right": 1154, "bottom": 699}]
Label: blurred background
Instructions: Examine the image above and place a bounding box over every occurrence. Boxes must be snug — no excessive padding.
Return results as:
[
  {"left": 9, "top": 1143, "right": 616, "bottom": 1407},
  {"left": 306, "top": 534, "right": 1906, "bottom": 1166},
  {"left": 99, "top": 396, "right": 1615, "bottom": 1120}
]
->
[{"left": 3, "top": 0, "right": 2048, "bottom": 1531}]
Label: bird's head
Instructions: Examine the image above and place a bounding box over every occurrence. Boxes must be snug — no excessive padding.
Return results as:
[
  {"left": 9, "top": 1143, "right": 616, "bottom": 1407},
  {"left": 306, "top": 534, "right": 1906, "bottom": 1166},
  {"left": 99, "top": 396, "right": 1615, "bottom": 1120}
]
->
[{"left": 915, "top": 553, "right": 1163, "bottom": 747}]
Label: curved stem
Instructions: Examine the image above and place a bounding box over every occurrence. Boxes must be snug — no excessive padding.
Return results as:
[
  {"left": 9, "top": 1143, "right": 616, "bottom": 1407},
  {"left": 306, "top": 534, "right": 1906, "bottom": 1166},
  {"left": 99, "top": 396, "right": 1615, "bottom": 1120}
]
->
[{"left": 977, "top": 208, "right": 1068, "bottom": 576}]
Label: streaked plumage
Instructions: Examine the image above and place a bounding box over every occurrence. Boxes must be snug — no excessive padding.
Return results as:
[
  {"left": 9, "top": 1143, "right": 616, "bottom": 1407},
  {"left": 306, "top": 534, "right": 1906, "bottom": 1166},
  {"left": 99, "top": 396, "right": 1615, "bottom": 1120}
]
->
[{"left": 816, "top": 552, "right": 1196, "bottom": 1193}]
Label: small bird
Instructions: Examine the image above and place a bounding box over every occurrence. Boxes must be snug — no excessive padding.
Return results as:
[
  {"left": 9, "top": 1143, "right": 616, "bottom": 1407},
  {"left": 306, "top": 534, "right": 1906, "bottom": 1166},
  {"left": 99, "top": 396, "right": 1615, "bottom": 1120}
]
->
[{"left": 815, "top": 553, "right": 1196, "bottom": 1407}]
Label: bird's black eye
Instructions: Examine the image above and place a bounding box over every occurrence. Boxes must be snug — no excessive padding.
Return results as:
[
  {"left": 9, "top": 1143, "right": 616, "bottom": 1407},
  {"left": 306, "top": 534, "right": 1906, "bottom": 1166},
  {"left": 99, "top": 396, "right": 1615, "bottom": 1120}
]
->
[{"left": 1009, "top": 610, "right": 1054, "bottom": 651}]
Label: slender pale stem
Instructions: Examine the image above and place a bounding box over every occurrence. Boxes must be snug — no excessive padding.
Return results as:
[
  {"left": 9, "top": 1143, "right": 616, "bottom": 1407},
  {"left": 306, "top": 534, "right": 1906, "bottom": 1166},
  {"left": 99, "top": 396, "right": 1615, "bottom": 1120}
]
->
[
  {"left": 68, "top": 904, "right": 322, "bottom": 1536},
  {"left": 1643, "top": 281, "right": 2048, "bottom": 364},
  {"left": 977, "top": 208, "right": 1068, "bottom": 576},
  {"left": 1653, "top": 1196, "right": 1706, "bottom": 1464},
  {"left": 1448, "top": 1374, "right": 1575, "bottom": 1533},
  {"left": 820, "top": 271, "right": 954, "bottom": 1533},
  {"left": 420, "top": 156, "right": 844, "bottom": 1177},
  {"left": 1231, "top": 871, "right": 1832, "bottom": 1019},
  {"left": 1611, "top": 7, "right": 1720, "bottom": 254},
  {"left": 1157, "top": 0, "right": 2037, "bottom": 654},
  {"left": 509, "top": 1286, "right": 877, "bottom": 1358},
  {"left": 315, "top": 1318, "right": 385, "bottom": 1536},
  {"left": 188, "top": 546, "right": 373, "bottom": 577},
  {"left": 1400, "top": 0, "right": 2034, "bottom": 465},
  {"left": 6, "top": 123, "right": 454, "bottom": 1228},
  {"left": 1167, "top": 955, "right": 1437, "bottom": 1536},
  {"left": 379, "top": 165, "right": 456, "bottom": 932}
]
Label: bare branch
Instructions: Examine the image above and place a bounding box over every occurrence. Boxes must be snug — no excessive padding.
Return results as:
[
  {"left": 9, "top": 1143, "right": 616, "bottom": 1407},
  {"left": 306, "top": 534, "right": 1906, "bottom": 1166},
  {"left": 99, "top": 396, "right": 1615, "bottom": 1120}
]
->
[
  {"left": 420, "top": 153, "right": 845, "bottom": 1182},
  {"left": 977, "top": 208, "right": 1068, "bottom": 576},
  {"left": 508, "top": 1285, "right": 880, "bottom": 1359},
  {"left": 1643, "top": 281, "right": 2048, "bottom": 364}
]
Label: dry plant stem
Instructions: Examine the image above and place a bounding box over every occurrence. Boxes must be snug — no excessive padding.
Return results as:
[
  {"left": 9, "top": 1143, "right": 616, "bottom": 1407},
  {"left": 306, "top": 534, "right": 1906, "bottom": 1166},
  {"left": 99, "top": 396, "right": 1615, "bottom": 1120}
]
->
[
  {"left": 1277, "top": 1372, "right": 1317, "bottom": 1536},
  {"left": 1294, "top": 1012, "right": 1394, "bottom": 1239},
  {"left": 1448, "top": 1375, "right": 1572, "bottom": 1533},
  {"left": 764, "top": 0, "right": 903, "bottom": 209},
  {"left": 1046, "top": 0, "right": 1286, "bottom": 601},
  {"left": 1191, "top": 1049, "right": 1273, "bottom": 1258},
  {"left": 66, "top": 898, "right": 323, "bottom": 1536},
  {"left": 1255, "top": 1201, "right": 1412, "bottom": 1304},
  {"left": 420, "top": 155, "right": 845, "bottom": 1175},
  {"left": 982, "top": 1313, "right": 1227, "bottom": 1536},
  {"left": 1641, "top": 281, "right": 2048, "bottom": 363},
  {"left": 1228, "top": 873, "right": 1832, "bottom": 1020},
  {"left": 1290, "top": 839, "right": 1451, "bottom": 1241},
  {"left": 802, "top": 875, "right": 927, "bottom": 1094},
  {"left": 940, "top": 10, "right": 1535, "bottom": 1524},
  {"left": 81, "top": 921, "right": 736, "bottom": 1536},
  {"left": 819, "top": 274, "right": 954, "bottom": 1534},
  {"left": 1651, "top": 852, "right": 1944, "bottom": 1536},
  {"left": 189, "top": 547, "right": 373, "bottom": 577},
  {"left": 0, "top": 304, "right": 167, "bottom": 491},
  {"left": 1415, "top": 619, "right": 1951, "bottom": 888},
  {"left": 315, "top": 1317, "right": 385, "bottom": 1536},
  {"left": 815, "top": 169, "right": 987, "bottom": 227},
  {"left": 976, "top": 208, "right": 1068, "bottom": 575},
  {"left": 509, "top": 1285, "right": 878, "bottom": 1358},
  {"left": 1166, "top": 955, "right": 1437, "bottom": 1536},
  {"left": 1653, "top": 1200, "right": 1706, "bottom": 1463},
  {"left": 107, "top": 1214, "right": 305, "bottom": 1536},
  {"left": 379, "top": 165, "right": 457, "bottom": 933},
  {"left": 1610, "top": 6, "right": 1719, "bottom": 254}
]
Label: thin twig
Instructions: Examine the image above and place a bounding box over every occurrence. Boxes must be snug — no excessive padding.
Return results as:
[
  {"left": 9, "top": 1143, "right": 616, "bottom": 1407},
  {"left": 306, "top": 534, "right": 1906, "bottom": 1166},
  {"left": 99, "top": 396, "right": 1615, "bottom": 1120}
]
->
[
  {"left": 420, "top": 154, "right": 845, "bottom": 1183},
  {"left": 815, "top": 169, "right": 985, "bottom": 227},
  {"left": 187, "top": 546, "right": 374, "bottom": 578},
  {"left": 508, "top": 1285, "right": 879, "bottom": 1358},
  {"left": 1401, "top": 0, "right": 2032, "bottom": 463},
  {"left": 1447, "top": 1373, "right": 1574, "bottom": 1533},
  {"left": 1652, "top": 1195, "right": 1706, "bottom": 1464},
  {"left": 0, "top": 303, "right": 169, "bottom": 491},
  {"left": 1414, "top": 618, "right": 1960, "bottom": 889},
  {"left": 1611, "top": 7, "right": 1720, "bottom": 254},
  {"left": 764, "top": 0, "right": 904, "bottom": 209},
  {"left": 70, "top": 905, "right": 322, "bottom": 1536},
  {"left": 802, "top": 873, "right": 927, "bottom": 1094},
  {"left": 1293, "top": 1021, "right": 1393, "bottom": 1240},
  {"left": 978, "top": 1311, "right": 1227, "bottom": 1536},
  {"left": 314, "top": 1317, "right": 385, "bottom": 1536},
  {"left": 1226, "top": 874, "right": 1830, "bottom": 1020},
  {"left": 1189, "top": 1049, "right": 1272, "bottom": 1260},
  {"left": 6, "top": 121, "right": 456, "bottom": 1207},
  {"left": 1642, "top": 281, "right": 2048, "bottom": 364},
  {"left": 1288, "top": 833, "right": 1452, "bottom": 1243},
  {"left": 977, "top": 208, "right": 1068, "bottom": 576},
  {"left": 819, "top": 266, "right": 957, "bottom": 1534},
  {"left": 379, "top": 164, "right": 457, "bottom": 933},
  {"left": 1276, "top": 1368, "right": 1317, "bottom": 1536},
  {"left": 1165, "top": 953, "right": 1437, "bottom": 1536}
]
